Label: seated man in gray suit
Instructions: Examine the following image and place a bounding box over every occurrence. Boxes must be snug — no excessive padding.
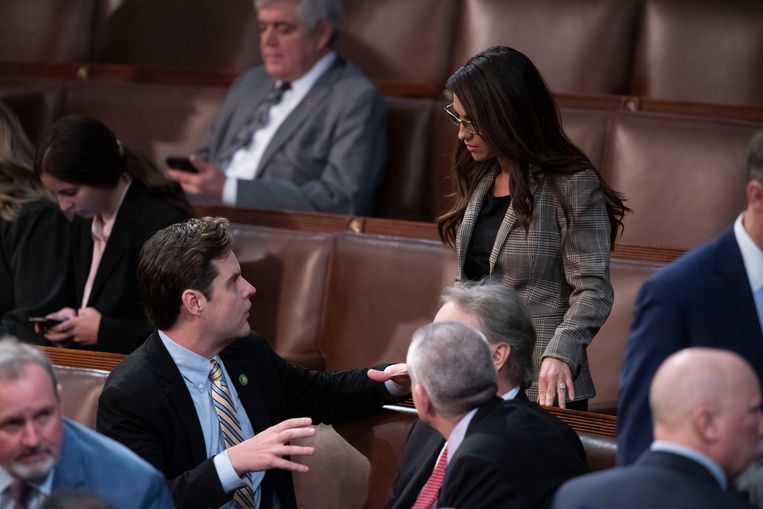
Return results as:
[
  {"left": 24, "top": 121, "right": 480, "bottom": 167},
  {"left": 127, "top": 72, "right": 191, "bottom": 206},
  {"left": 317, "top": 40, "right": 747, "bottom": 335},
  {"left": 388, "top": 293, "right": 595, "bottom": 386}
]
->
[
  {"left": 0, "top": 337, "right": 173, "bottom": 509},
  {"left": 169, "top": 0, "right": 387, "bottom": 215},
  {"left": 553, "top": 348, "right": 763, "bottom": 509}
]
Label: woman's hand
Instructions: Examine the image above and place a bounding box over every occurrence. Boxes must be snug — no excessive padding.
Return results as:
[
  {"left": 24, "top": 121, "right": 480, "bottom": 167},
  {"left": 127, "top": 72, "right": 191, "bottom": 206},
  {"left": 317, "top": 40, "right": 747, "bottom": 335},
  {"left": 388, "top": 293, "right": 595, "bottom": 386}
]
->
[
  {"left": 537, "top": 357, "right": 575, "bottom": 408},
  {"left": 44, "top": 307, "right": 101, "bottom": 347}
]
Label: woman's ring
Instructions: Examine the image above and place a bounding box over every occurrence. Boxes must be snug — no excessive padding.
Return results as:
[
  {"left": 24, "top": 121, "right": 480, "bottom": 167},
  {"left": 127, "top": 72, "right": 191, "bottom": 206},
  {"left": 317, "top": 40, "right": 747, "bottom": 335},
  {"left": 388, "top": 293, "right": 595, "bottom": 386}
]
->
[{"left": 558, "top": 382, "right": 567, "bottom": 391}]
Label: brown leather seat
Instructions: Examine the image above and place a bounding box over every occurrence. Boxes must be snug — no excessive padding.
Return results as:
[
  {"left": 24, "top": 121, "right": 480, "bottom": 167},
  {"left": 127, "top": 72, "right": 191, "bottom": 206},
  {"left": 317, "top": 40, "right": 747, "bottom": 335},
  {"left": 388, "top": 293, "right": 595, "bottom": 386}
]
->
[
  {"left": 54, "top": 365, "right": 109, "bottom": 429},
  {"left": 601, "top": 111, "right": 758, "bottom": 249},
  {"left": 91, "top": 0, "right": 260, "bottom": 72},
  {"left": 232, "top": 225, "right": 335, "bottom": 370},
  {"left": 588, "top": 258, "right": 662, "bottom": 412},
  {"left": 634, "top": 0, "right": 763, "bottom": 106},
  {"left": 0, "top": 79, "right": 62, "bottom": 143},
  {"left": 59, "top": 80, "right": 226, "bottom": 170},
  {"left": 0, "top": 0, "right": 95, "bottom": 63},
  {"left": 339, "top": 0, "right": 458, "bottom": 86},
  {"left": 450, "top": 0, "right": 639, "bottom": 95},
  {"left": 319, "top": 232, "right": 457, "bottom": 372}
]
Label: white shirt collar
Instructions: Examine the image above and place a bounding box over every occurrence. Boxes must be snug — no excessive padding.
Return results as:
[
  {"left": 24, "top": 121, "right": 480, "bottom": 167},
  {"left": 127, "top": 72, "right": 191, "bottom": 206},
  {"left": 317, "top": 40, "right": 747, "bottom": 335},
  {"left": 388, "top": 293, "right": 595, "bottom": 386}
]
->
[
  {"left": 500, "top": 386, "right": 520, "bottom": 401},
  {"left": 445, "top": 407, "right": 479, "bottom": 465},
  {"left": 651, "top": 441, "right": 727, "bottom": 489},
  {"left": 734, "top": 212, "right": 763, "bottom": 293},
  {"left": 283, "top": 51, "right": 336, "bottom": 97}
]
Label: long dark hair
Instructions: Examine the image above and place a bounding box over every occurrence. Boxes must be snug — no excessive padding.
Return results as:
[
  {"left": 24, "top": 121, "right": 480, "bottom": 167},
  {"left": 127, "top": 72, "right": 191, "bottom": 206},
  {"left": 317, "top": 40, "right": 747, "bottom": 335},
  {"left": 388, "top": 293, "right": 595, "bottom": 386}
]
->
[
  {"left": 436, "top": 46, "right": 627, "bottom": 248},
  {"left": 33, "top": 116, "right": 190, "bottom": 214}
]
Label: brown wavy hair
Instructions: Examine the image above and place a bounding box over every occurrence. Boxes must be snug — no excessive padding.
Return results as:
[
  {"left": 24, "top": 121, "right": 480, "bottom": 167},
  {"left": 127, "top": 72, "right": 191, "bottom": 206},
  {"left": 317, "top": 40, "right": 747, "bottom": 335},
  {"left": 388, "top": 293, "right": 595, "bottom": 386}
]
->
[
  {"left": 0, "top": 102, "right": 52, "bottom": 221},
  {"left": 436, "top": 46, "right": 627, "bottom": 248},
  {"left": 34, "top": 116, "right": 190, "bottom": 215}
]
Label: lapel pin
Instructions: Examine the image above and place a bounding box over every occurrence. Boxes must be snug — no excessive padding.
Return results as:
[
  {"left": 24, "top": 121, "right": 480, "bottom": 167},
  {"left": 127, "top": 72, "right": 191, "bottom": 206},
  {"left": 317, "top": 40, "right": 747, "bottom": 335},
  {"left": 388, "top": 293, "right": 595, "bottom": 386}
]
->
[{"left": 238, "top": 374, "right": 249, "bottom": 386}]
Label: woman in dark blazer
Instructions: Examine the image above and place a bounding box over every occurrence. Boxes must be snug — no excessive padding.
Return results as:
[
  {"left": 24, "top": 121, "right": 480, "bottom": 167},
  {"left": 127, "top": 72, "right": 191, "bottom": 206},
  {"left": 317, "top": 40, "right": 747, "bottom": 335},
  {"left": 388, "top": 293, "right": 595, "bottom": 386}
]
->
[
  {"left": 437, "top": 47, "right": 628, "bottom": 409},
  {"left": 0, "top": 102, "right": 70, "bottom": 342},
  {"left": 35, "top": 116, "right": 190, "bottom": 353}
]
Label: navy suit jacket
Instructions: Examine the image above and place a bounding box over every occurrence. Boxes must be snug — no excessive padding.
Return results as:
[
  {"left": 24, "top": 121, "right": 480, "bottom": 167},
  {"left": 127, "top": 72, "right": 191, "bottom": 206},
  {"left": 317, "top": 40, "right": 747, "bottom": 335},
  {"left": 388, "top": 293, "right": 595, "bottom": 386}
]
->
[
  {"left": 53, "top": 419, "right": 173, "bottom": 509},
  {"left": 617, "top": 226, "right": 763, "bottom": 465},
  {"left": 389, "top": 395, "right": 587, "bottom": 509},
  {"left": 552, "top": 450, "right": 750, "bottom": 509},
  {"left": 97, "top": 331, "right": 393, "bottom": 509}
]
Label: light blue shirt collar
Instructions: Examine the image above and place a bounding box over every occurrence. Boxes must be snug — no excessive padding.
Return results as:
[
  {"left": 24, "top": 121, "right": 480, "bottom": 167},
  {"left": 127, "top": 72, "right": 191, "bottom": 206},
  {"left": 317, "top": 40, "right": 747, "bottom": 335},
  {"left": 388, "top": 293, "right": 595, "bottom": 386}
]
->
[
  {"left": 158, "top": 330, "right": 212, "bottom": 388},
  {"left": 651, "top": 440, "right": 727, "bottom": 489},
  {"left": 445, "top": 407, "right": 479, "bottom": 465},
  {"left": 501, "top": 386, "right": 520, "bottom": 401},
  {"left": 0, "top": 466, "right": 54, "bottom": 509}
]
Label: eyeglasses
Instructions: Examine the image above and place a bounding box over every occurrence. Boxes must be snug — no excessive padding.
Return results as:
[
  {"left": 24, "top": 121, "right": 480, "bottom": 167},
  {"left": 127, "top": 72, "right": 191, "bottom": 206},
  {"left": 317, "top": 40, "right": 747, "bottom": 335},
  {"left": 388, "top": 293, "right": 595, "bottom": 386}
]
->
[{"left": 444, "top": 103, "right": 478, "bottom": 135}]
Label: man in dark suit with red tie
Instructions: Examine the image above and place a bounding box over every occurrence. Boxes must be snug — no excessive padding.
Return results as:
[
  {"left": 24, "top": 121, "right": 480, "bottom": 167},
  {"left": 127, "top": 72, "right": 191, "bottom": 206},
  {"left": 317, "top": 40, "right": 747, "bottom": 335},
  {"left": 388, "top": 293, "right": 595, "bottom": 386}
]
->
[{"left": 393, "top": 315, "right": 587, "bottom": 509}]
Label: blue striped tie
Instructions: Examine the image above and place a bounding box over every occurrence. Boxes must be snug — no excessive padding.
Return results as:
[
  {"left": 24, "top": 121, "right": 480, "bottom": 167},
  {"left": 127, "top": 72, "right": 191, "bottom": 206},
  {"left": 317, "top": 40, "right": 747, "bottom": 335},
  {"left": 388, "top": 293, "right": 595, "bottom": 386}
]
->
[{"left": 209, "top": 359, "right": 257, "bottom": 509}]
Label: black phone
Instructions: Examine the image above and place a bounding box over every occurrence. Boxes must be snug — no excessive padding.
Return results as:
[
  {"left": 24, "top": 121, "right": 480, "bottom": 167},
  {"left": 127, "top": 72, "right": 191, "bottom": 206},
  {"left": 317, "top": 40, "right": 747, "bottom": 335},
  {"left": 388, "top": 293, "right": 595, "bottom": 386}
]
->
[
  {"left": 166, "top": 156, "right": 198, "bottom": 174},
  {"left": 28, "top": 316, "right": 65, "bottom": 329}
]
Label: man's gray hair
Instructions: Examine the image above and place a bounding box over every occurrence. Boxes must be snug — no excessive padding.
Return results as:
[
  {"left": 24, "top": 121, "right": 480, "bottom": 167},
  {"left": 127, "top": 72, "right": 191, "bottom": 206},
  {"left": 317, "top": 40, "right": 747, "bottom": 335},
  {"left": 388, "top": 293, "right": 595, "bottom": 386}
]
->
[
  {"left": 748, "top": 130, "right": 763, "bottom": 183},
  {"left": 0, "top": 336, "right": 58, "bottom": 393},
  {"left": 407, "top": 321, "right": 497, "bottom": 417},
  {"left": 255, "top": 0, "right": 342, "bottom": 41},
  {"left": 442, "top": 280, "right": 536, "bottom": 390}
]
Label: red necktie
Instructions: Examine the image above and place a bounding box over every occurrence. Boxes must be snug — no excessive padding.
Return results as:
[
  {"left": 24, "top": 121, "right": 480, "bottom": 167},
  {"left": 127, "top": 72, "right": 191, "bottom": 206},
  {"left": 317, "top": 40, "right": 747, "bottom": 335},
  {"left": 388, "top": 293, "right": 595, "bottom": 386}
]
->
[
  {"left": 412, "top": 446, "right": 449, "bottom": 509},
  {"left": 7, "top": 479, "right": 31, "bottom": 509}
]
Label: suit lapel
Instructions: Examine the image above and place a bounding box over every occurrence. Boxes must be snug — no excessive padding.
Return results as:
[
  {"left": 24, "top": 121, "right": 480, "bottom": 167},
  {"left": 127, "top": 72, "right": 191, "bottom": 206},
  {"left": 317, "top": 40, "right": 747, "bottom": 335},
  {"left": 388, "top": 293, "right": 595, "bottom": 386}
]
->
[
  {"left": 221, "top": 344, "right": 273, "bottom": 434},
  {"left": 256, "top": 59, "right": 343, "bottom": 177},
  {"left": 146, "top": 333, "right": 209, "bottom": 466},
  {"left": 395, "top": 422, "right": 445, "bottom": 508},
  {"left": 86, "top": 182, "right": 141, "bottom": 304},
  {"left": 488, "top": 174, "right": 540, "bottom": 274}
]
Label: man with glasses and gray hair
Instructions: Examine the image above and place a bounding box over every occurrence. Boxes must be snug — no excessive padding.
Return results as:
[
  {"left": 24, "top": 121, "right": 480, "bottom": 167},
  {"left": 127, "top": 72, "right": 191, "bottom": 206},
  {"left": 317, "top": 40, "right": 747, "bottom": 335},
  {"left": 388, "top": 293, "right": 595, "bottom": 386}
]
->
[
  {"left": 387, "top": 282, "right": 587, "bottom": 509},
  {"left": 0, "top": 337, "right": 173, "bottom": 509},
  {"left": 168, "top": 0, "right": 386, "bottom": 215}
]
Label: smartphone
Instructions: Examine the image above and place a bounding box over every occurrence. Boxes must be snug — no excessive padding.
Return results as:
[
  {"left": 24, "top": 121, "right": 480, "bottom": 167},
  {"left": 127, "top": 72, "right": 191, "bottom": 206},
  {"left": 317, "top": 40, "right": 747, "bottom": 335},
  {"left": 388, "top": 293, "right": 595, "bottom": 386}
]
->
[
  {"left": 28, "top": 316, "right": 65, "bottom": 329},
  {"left": 166, "top": 156, "right": 198, "bottom": 174}
]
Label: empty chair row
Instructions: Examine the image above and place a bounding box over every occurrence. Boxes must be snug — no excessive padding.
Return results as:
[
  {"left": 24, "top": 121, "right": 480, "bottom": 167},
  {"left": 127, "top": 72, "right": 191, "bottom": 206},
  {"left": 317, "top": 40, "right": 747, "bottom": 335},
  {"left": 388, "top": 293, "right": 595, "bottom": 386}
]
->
[{"left": 1, "top": 0, "right": 761, "bottom": 106}]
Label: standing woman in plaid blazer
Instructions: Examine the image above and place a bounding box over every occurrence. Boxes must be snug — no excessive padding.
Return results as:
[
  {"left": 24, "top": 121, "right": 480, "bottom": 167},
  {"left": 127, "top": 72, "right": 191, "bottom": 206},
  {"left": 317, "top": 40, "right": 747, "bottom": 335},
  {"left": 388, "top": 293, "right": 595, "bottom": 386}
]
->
[{"left": 437, "top": 46, "right": 628, "bottom": 410}]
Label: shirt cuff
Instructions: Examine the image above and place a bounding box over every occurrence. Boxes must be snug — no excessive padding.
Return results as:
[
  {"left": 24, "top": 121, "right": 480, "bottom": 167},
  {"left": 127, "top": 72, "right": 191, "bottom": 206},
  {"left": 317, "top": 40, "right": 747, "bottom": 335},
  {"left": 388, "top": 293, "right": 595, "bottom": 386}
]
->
[
  {"left": 213, "top": 449, "right": 245, "bottom": 492},
  {"left": 385, "top": 379, "right": 406, "bottom": 398},
  {"left": 222, "top": 177, "right": 237, "bottom": 205}
]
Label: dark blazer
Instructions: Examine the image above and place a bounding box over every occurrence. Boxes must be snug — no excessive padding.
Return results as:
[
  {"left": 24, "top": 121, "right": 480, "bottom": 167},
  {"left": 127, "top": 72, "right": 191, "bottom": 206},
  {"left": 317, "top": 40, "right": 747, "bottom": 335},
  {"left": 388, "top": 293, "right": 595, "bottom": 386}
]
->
[
  {"left": 552, "top": 450, "right": 750, "bottom": 509},
  {"left": 456, "top": 168, "right": 613, "bottom": 401},
  {"left": 54, "top": 419, "right": 174, "bottom": 509},
  {"left": 96, "top": 331, "right": 394, "bottom": 509},
  {"left": 198, "top": 57, "right": 386, "bottom": 215},
  {"left": 0, "top": 199, "right": 70, "bottom": 342},
  {"left": 389, "top": 395, "right": 587, "bottom": 509},
  {"left": 68, "top": 181, "right": 188, "bottom": 353},
  {"left": 617, "top": 226, "right": 763, "bottom": 465}
]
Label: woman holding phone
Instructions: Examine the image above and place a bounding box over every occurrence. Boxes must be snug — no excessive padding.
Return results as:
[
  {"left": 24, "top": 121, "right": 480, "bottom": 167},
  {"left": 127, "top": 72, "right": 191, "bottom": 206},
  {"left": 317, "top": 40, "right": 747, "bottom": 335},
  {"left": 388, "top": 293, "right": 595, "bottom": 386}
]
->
[
  {"left": 437, "top": 47, "right": 628, "bottom": 409},
  {"left": 35, "top": 116, "right": 190, "bottom": 353},
  {"left": 0, "top": 102, "right": 70, "bottom": 342}
]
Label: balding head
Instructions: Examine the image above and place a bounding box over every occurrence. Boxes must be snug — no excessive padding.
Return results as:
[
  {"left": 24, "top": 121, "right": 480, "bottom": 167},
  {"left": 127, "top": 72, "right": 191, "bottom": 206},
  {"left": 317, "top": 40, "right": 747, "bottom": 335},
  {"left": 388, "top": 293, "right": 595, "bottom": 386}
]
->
[{"left": 650, "top": 348, "right": 763, "bottom": 481}]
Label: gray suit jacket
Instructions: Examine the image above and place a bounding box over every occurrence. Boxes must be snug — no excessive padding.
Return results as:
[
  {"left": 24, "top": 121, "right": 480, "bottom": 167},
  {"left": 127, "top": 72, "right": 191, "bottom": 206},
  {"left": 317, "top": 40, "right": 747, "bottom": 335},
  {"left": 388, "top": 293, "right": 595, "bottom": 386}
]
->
[
  {"left": 456, "top": 168, "right": 613, "bottom": 401},
  {"left": 199, "top": 57, "right": 386, "bottom": 215}
]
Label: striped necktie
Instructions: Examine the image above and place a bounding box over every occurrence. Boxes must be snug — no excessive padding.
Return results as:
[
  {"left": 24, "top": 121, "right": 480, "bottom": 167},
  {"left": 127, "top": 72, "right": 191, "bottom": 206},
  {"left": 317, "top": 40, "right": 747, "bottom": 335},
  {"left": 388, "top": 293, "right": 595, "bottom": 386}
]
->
[
  {"left": 209, "top": 359, "right": 257, "bottom": 509},
  {"left": 219, "top": 81, "right": 291, "bottom": 167},
  {"left": 412, "top": 445, "right": 448, "bottom": 509},
  {"left": 6, "top": 479, "right": 31, "bottom": 509}
]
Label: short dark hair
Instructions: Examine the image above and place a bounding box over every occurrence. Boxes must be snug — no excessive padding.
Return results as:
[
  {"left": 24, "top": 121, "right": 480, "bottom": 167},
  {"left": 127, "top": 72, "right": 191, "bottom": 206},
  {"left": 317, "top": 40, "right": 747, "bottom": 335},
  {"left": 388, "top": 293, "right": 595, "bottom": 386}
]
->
[
  {"left": 137, "top": 217, "right": 232, "bottom": 330},
  {"left": 442, "top": 280, "right": 536, "bottom": 390},
  {"left": 748, "top": 130, "right": 763, "bottom": 183}
]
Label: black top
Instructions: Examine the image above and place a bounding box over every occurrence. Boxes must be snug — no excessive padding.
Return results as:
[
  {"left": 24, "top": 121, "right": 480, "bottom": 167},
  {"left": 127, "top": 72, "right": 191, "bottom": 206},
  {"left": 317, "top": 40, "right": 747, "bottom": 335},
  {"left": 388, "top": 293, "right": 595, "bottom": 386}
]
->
[{"left": 464, "top": 193, "right": 511, "bottom": 281}]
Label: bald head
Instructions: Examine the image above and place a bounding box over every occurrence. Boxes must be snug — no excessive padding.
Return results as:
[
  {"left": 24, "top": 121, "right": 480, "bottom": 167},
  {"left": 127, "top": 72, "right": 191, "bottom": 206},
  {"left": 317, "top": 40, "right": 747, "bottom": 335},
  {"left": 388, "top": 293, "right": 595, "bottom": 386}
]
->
[{"left": 650, "top": 348, "right": 763, "bottom": 480}]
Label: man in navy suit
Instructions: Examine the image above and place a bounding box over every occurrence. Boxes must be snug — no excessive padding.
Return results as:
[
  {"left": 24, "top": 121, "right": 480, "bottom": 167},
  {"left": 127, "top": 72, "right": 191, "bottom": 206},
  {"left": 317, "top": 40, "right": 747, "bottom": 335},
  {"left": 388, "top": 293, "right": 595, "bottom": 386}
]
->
[
  {"left": 0, "top": 338, "right": 173, "bottom": 509},
  {"left": 618, "top": 130, "right": 763, "bottom": 466},
  {"left": 553, "top": 348, "right": 763, "bottom": 509},
  {"left": 169, "top": 0, "right": 386, "bottom": 215}
]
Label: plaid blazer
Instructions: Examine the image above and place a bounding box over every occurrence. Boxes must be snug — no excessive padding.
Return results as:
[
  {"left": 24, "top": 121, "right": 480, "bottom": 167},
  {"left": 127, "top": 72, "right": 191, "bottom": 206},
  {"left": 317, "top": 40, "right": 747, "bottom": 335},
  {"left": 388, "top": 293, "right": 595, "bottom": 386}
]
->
[{"left": 456, "top": 167, "right": 613, "bottom": 401}]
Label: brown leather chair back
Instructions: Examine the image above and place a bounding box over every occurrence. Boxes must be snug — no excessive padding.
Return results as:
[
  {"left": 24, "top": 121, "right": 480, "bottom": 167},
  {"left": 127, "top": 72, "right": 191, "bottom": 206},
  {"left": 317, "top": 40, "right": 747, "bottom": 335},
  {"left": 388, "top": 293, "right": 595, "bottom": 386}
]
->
[
  {"left": 92, "top": 0, "right": 260, "bottom": 71},
  {"left": 560, "top": 107, "right": 612, "bottom": 170},
  {"left": 54, "top": 365, "right": 109, "bottom": 430},
  {"left": 450, "top": 0, "right": 639, "bottom": 95},
  {"left": 339, "top": 0, "right": 459, "bottom": 85},
  {"left": 601, "top": 111, "right": 758, "bottom": 249},
  {"left": 320, "top": 232, "right": 457, "bottom": 372},
  {"left": 633, "top": 0, "right": 763, "bottom": 106},
  {"left": 232, "top": 225, "right": 335, "bottom": 370},
  {"left": 0, "top": 0, "right": 95, "bottom": 63}
]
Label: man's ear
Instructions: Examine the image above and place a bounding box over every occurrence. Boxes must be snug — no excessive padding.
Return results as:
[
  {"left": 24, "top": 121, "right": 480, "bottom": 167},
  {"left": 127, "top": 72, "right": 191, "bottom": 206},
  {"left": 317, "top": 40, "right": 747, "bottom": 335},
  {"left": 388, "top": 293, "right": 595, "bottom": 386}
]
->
[
  {"left": 181, "top": 289, "right": 205, "bottom": 317},
  {"left": 491, "top": 342, "right": 511, "bottom": 372},
  {"left": 692, "top": 406, "right": 718, "bottom": 444},
  {"left": 313, "top": 20, "right": 333, "bottom": 50},
  {"left": 747, "top": 179, "right": 763, "bottom": 210},
  {"left": 412, "top": 383, "right": 435, "bottom": 421}
]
